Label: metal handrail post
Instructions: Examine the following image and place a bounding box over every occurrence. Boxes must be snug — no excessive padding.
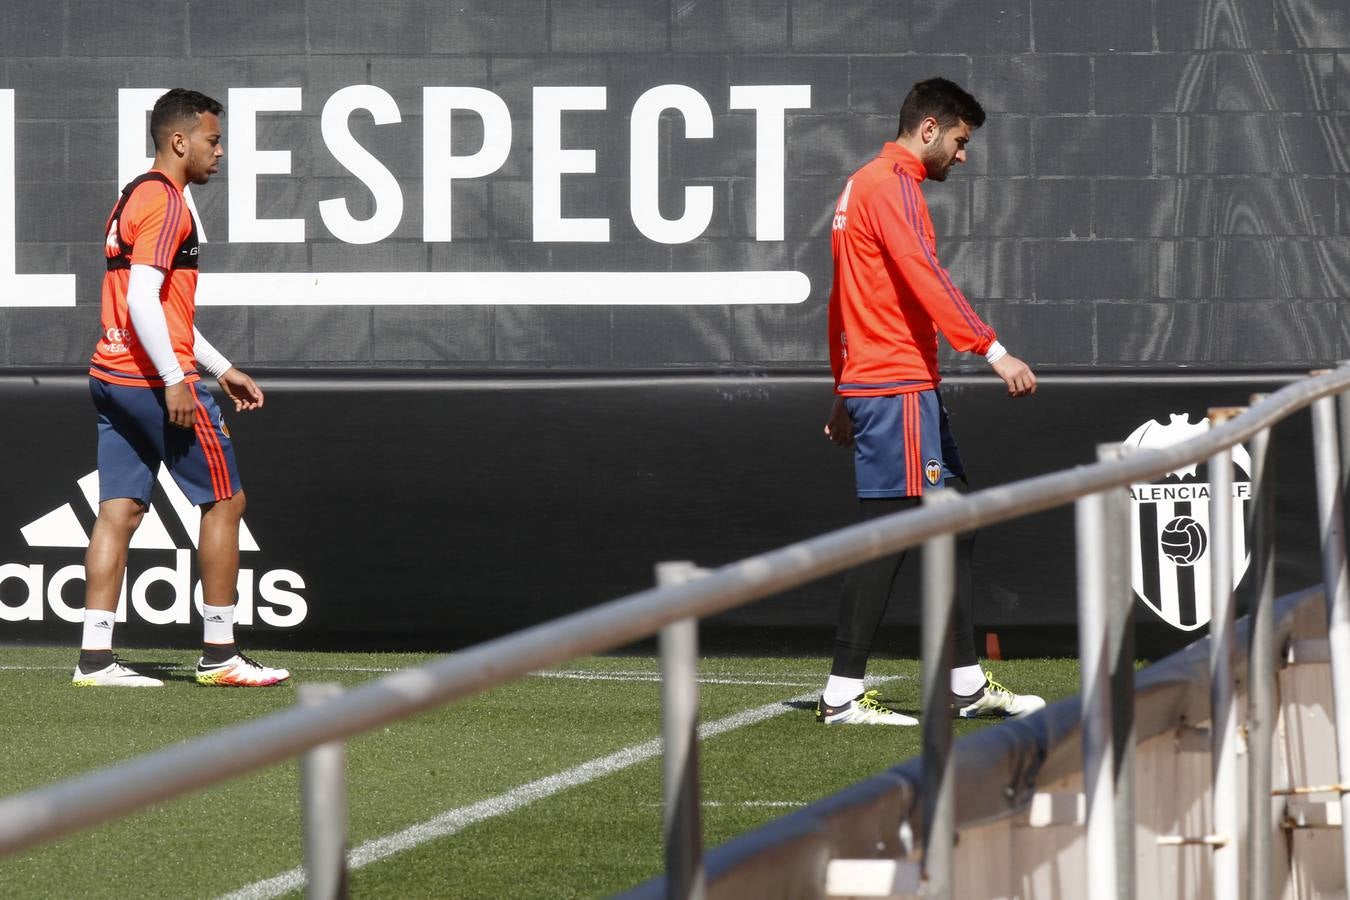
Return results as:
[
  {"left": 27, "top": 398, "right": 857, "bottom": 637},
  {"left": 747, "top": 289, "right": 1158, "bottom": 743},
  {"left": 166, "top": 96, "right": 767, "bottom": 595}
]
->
[
  {"left": 656, "top": 561, "right": 706, "bottom": 900},
  {"left": 1338, "top": 383, "right": 1350, "bottom": 503},
  {"left": 1075, "top": 486, "right": 1118, "bottom": 900},
  {"left": 1310, "top": 395, "right": 1350, "bottom": 891},
  {"left": 920, "top": 489, "right": 959, "bottom": 900},
  {"left": 1207, "top": 407, "right": 1242, "bottom": 900},
  {"left": 1244, "top": 401, "right": 1276, "bottom": 900},
  {"left": 299, "top": 683, "right": 349, "bottom": 900},
  {"left": 1097, "top": 443, "right": 1135, "bottom": 900}
]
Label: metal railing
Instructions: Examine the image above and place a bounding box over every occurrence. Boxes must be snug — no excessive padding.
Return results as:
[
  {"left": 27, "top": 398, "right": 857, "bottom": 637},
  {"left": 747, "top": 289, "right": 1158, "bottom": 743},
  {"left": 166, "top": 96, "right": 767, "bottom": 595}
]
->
[{"left": 4, "top": 364, "right": 1350, "bottom": 900}]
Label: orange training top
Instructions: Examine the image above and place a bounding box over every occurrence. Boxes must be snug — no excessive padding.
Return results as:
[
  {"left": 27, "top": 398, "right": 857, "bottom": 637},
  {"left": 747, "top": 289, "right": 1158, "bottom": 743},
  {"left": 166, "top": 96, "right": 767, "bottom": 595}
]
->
[
  {"left": 89, "top": 170, "right": 201, "bottom": 387},
  {"left": 827, "top": 142, "right": 996, "bottom": 397}
]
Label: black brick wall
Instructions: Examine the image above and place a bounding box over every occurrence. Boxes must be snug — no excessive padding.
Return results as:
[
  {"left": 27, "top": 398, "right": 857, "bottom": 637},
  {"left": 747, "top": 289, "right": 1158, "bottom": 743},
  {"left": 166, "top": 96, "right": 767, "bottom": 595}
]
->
[{"left": 1, "top": 0, "right": 1347, "bottom": 371}]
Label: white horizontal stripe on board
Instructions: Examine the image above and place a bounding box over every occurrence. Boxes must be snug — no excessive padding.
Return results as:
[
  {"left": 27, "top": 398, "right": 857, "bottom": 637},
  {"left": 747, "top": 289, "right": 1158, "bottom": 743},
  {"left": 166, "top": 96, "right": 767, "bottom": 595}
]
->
[{"left": 197, "top": 270, "right": 811, "bottom": 306}]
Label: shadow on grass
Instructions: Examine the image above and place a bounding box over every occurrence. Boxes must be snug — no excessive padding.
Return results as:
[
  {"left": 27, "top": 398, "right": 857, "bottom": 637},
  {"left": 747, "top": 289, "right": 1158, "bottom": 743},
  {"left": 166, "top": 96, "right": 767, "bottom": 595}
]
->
[
  {"left": 786, "top": 696, "right": 923, "bottom": 718},
  {"left": 134, "top": 659, "right": 196, "bottom": 684}
]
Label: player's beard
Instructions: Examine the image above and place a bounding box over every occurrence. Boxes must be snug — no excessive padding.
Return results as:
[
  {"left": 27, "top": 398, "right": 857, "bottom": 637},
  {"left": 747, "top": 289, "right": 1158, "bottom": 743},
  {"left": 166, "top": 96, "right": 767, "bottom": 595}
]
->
[{"left": 922, "top": 143, "right": 956, "bottom": 182}]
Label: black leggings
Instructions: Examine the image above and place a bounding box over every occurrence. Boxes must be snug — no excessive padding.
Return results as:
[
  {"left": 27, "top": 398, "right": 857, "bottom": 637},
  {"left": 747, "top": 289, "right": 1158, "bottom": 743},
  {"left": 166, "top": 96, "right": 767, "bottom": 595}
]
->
[{"left": 830, "top": 495, "right": 979, "bottom": 679}]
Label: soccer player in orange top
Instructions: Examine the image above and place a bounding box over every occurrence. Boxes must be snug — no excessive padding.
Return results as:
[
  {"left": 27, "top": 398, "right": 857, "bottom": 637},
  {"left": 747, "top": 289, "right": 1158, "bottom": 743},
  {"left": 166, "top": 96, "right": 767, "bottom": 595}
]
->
[
  {"left": 75, "top": 89, "right": 289, "bottom": 687},
  {"left": 816, "top": 78, "right": 1044, "bottom": 724}
]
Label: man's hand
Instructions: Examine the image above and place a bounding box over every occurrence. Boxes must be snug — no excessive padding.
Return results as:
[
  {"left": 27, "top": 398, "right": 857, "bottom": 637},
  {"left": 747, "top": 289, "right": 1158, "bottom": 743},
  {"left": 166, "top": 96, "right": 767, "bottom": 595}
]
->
[
  {"left": 991, "top": 354, "right": 1037, "bottom": 398},
  {"left": 218, "top": 368, "right": 265, "bottom": 412},
  {"left": 823, "top": 397, "right": 854, "bottom": 447},
  {"left": 165, "top": 382, "right": 196, "bottom": 430}
]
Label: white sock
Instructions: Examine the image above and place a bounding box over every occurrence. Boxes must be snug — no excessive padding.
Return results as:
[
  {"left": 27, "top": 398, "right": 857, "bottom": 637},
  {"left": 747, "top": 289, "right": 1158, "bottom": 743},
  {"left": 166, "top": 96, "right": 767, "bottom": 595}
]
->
[
  {"left": 823, "top": 675, "right": 866, "bottom": 707},
  {"left": 951, "top": 664, "right": 986, "bottom": 696},
  {"left": 81, "top": 609, "right": 116, "bottom": 652},
  {"left": 203, "top": 604, "right": 236, "bottom": 647}
]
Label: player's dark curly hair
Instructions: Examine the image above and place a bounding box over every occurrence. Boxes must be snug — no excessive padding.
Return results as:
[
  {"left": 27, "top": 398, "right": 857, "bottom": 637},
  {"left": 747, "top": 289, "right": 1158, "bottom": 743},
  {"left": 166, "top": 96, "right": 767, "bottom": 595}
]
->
[
  {"left": 150, "top": 88, "right": 224, "bottom": 151},
  {"left": 896, "top": 78, "right": 985, "bottom": 137}
]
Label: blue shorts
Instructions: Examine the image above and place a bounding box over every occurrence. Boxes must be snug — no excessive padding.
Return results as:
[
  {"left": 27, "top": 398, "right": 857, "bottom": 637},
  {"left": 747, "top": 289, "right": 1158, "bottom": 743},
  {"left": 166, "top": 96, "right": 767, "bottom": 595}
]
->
[
  {"left": 846, "top": 390, "right": 965, "bottom": 498},
  {"left": 90, "top": 377, "right": 242, "bottom": 507}
]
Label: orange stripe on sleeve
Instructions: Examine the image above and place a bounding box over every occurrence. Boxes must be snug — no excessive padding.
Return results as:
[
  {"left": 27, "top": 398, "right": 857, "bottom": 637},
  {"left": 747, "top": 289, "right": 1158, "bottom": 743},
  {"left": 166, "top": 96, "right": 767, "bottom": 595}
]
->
[{"left": 153, "top": 185, "right": 182, "bottom": 270}]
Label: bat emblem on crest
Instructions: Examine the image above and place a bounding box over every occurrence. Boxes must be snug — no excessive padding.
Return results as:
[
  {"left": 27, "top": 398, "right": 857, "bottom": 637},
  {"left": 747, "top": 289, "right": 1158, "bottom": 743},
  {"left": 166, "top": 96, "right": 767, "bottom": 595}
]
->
[{"left": 1123, "top": 414, "right": 1252, "bottom": 631}]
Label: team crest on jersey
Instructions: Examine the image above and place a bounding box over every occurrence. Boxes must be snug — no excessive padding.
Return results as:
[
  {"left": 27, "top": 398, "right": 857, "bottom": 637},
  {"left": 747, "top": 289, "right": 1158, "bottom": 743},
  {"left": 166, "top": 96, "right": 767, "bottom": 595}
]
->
[
  {"left": 1123, "top": 414, "right": 1252, "bottom": 631},
  {"left": 925, "top": 459, "right": 942, "bottom": 486}
]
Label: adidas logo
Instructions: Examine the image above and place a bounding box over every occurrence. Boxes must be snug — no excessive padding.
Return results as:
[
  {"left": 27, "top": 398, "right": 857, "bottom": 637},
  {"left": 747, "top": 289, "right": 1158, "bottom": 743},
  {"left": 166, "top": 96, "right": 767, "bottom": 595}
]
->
[
  {"left": 21, "top": 467, "right": 260, "bottom": 552},
  {"left": 93, "top": 619, "right": 112, "bottom": 630},
  {"left": 1, "top": 466, "right": 307, "bottom": 629}
]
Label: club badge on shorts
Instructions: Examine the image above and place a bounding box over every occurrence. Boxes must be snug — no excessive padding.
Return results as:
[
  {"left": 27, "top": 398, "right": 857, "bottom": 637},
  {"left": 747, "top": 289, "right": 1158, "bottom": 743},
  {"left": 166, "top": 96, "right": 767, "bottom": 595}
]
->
[{"left": 925, "top": 459, "right": 942, "bottom": 486}]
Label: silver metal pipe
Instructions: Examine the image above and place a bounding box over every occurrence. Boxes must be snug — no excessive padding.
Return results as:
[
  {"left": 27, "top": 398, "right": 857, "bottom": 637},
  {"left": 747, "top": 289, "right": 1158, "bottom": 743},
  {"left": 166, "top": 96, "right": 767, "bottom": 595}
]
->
[
  {"left": 4, "top": 366, "right": 1350, "bottom": 858},
  {"left": 1338, "top": 385, "right": 1350, "bottom": 500},
  {"left": 1244, "top": 404, "right": 1275, "bottom": 900},
  {"left": 920, "top": 489, "right": 959, "bottom": 900},
  {"left": 1310, "top": 395, "right": 1350, "bottom": 890},
  {"left": 1075, "top": 487, "right": 1118, "bottom": 900},
  {"left": 1207, "top": 408, "right": 1241, "bottom": 900},
  {"left": 299, "top": 683, "right": 349, "bottom": 900},
  {"left": 656, "top": 562, "right": 707, "bottom": 900},
  {"left": 1097, "top": 443, "right": 1136, "bottom": 900}
]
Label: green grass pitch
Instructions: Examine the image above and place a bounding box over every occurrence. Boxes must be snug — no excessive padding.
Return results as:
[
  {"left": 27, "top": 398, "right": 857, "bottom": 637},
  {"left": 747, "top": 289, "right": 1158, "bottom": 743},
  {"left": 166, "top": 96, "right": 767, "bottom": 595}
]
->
[{"left": 0, "top": 648, "right": 1081, "bottom": 899}]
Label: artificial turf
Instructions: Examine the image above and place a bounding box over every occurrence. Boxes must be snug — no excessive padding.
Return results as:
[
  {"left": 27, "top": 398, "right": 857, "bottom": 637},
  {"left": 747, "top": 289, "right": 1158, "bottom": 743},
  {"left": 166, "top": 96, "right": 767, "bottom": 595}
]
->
[{"left": 0, "top": 648, "right": 1080, "bottom": 899}]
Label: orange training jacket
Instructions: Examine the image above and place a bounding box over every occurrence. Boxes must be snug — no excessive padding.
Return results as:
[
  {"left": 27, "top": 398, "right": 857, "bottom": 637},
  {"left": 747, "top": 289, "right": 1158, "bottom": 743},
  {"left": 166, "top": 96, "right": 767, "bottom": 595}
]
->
[
  {"left": 90, "top": 170, "right": 201, "bottom": 388},
  {"left": 828, "top": 142, "right": 996, "bottom": 397}
]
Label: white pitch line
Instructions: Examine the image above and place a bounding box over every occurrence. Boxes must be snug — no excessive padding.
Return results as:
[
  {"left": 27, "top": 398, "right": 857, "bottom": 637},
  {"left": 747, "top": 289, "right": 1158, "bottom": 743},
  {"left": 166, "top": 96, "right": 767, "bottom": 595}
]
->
[
  {"left": 535, "top": 671, "right": 821, "bottom": 687},
  {"left": 217, "top": 687, "right": 839, "bottom": 900},
  {"left": 0, "top": 664, "right": 405, "bottom": 674},
  {"left": 0, "top": 664, "right": 892, "bottom": 689},
  {"left": 644, "top": 800, "right": 807, "bottom": 808},
  {"left": 535, "top": 669, "right": 848, "bottom": 679}
]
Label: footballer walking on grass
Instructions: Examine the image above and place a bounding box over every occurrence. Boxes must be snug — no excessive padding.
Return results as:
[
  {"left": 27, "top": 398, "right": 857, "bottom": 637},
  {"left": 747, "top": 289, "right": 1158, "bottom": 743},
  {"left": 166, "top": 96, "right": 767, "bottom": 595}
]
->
[
  {"left": 74, "top": 89, "right": 288, "bottom": 688},
  {"left": 817, "top": 78, "right": 1043, "bottom": 725}
]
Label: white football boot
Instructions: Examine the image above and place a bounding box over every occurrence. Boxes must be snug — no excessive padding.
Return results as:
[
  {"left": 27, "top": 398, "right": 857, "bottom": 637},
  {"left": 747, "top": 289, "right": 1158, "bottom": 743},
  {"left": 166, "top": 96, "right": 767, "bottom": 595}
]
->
[
  {"left": 196, "top": 652, "right": 290, "bottom": 687},
  {"left": 953, "top": 671, "right": 1046, "bottom": 719},
  {"left": 72, "top": 657, "right": 164, "bottom": 687},
  {"left": 817, "top": 689, "right": 918, "bottom": 725}
]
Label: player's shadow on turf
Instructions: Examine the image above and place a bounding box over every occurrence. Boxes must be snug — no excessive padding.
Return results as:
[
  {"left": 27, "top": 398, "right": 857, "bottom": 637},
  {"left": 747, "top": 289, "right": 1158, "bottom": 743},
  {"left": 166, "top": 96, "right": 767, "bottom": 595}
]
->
[
  {"left": 137, "top": 661, "right": 196, "bottom": 684},
  {"left": 785, "top": 698, "right": 922, "bottom": 717}
]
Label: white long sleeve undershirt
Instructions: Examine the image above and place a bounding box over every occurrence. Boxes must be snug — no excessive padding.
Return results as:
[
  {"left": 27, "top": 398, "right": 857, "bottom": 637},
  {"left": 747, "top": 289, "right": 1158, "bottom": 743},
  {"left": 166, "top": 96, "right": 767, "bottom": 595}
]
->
[
  {"left": 192, "top": 327, "right": 232, "bottom": 378},
  {"left": 125, "top": 264, "right": 232, "bottom": 384},
  {"left": 125, "top": 264, "right": 182, "bottom": 385}
]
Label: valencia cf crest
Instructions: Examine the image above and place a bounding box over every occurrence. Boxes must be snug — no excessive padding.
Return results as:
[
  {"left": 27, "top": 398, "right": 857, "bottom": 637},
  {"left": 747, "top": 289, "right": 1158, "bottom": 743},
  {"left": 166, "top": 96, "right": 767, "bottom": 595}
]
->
[
  {"left": 925, "top": 459, "right": 942, "bottom": 486},
  {"left": 1123, "top": 414, "right": 1252, "bottom": 631}
]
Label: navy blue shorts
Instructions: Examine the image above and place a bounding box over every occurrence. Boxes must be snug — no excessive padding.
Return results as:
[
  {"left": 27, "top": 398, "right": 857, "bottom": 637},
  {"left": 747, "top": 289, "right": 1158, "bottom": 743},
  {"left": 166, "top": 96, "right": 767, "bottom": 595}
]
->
[
  {"left": 90, "top": 377, "right": 242, "bottom": 507},
  {"left": 846, "top": 390, "right": 965, "bottom": 498}
]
